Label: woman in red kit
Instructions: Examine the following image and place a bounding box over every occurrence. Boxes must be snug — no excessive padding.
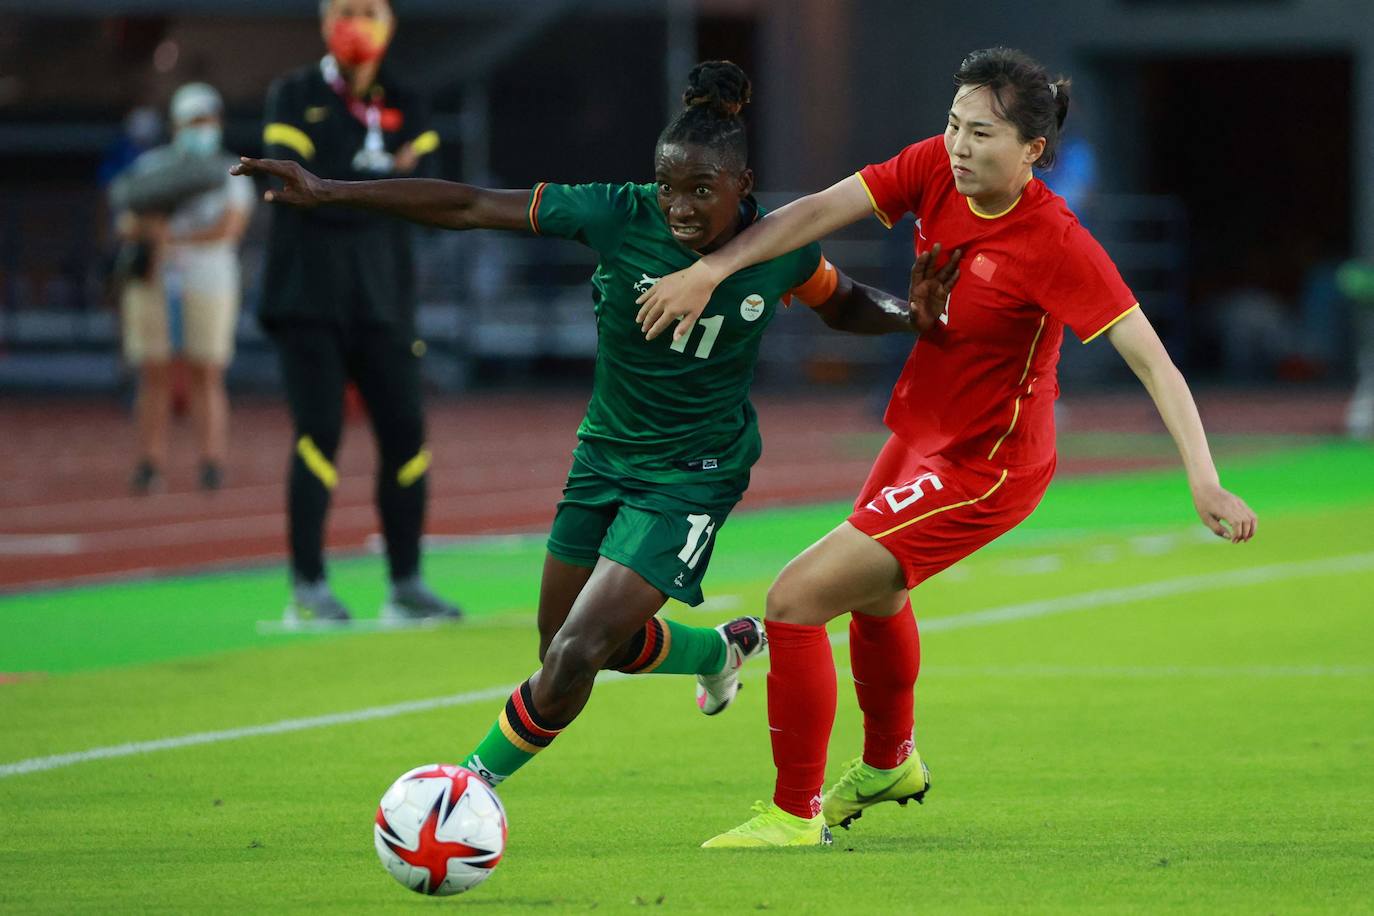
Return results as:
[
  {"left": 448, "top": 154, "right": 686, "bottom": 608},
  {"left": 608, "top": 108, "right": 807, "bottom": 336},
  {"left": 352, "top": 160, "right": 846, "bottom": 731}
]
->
[{"left": 636, "top": 47, "right": 1258, "bottom": 848}]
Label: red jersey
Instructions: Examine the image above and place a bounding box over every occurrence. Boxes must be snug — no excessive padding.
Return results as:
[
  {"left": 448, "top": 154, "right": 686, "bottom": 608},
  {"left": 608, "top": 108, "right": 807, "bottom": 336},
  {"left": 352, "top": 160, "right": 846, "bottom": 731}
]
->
[{"left": 857, "top": 135, "right": 1139, "bottom": 468}]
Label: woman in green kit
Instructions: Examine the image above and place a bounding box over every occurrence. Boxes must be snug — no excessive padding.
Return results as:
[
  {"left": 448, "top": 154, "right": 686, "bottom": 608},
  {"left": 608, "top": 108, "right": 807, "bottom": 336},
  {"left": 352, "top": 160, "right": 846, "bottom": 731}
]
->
[{"left": 235, "top": 60, "right": 960, "bottom": 786}]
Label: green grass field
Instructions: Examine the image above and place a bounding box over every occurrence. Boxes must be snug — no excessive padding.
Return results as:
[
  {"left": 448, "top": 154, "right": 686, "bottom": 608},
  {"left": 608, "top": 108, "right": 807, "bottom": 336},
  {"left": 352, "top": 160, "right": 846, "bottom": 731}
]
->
[{"left": 2, "top": 443, "right": 1372, "bottom": 913}]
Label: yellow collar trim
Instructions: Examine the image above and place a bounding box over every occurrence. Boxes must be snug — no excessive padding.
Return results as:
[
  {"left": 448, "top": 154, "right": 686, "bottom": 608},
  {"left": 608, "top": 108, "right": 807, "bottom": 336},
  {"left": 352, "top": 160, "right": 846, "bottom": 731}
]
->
[{"left": 967, "top": 193, "right": 1022, "bottom": 220}]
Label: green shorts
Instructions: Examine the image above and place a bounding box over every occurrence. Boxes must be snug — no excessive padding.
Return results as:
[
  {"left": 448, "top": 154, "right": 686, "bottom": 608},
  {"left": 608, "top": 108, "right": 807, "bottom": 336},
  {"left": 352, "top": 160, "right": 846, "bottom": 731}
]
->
[{"left": 547, "top": 453, "right": 748, "bottom": 606}]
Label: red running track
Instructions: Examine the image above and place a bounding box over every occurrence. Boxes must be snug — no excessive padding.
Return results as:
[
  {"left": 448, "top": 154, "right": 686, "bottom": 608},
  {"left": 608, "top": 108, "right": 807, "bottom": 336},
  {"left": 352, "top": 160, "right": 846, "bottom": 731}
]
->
[{"left": 0, "top": 389, "right": 1346, "bottom": 591}]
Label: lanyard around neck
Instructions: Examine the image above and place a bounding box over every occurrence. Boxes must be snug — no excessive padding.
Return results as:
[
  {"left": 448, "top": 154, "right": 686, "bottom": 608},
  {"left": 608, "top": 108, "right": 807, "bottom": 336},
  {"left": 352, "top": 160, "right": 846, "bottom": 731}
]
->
[{"left": 320, "top": 55, "right": 384, "bottom": 129}]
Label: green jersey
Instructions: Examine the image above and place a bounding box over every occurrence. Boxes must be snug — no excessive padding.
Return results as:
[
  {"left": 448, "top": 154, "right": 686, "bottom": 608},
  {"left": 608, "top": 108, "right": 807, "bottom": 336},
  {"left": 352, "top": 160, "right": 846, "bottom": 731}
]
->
[{"left": 529, "top": 181, "right": 826, "bottom": 484}]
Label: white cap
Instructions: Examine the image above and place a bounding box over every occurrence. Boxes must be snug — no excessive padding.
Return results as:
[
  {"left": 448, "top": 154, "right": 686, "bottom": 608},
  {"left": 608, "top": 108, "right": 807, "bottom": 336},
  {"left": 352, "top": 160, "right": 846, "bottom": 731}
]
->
[{"left": 170, "top": 82, "right": 222, "bottom": 126}]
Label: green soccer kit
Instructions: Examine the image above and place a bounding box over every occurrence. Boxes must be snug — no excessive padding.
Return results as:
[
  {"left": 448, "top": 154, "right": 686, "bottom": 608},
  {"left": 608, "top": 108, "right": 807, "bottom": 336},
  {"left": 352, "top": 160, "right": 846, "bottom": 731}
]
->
[{"left": 530, "top": 181, "right": 825, "bottom": 604}]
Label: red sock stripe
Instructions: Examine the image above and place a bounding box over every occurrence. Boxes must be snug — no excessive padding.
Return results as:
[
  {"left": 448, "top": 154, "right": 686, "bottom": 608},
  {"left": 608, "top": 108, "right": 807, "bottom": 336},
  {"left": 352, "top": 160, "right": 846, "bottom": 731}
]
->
[
  {"left": 511, "top": 681, "right": 562, "bottom": 740},
  {"left": 619, "top": 618, "right": 665, "bottom": 674}
]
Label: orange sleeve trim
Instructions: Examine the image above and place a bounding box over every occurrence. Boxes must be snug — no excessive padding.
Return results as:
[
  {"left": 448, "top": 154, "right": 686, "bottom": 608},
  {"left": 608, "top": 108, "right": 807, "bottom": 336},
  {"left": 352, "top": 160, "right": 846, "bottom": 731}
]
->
[
  {"left": 527, "top": 182, "right": 548, "bottom": 235},
  {"left": 786, "top": 256, "right": 840, "bottom": 308},
  {"left": 871, "top": 469, "right": 1009, "bottom": 540},
  {"left": 1081, "top": 302, "right": 1141, "bottom": 344},
  {"left": 854, "top": 171, "right": 894, "bottom": 229}
]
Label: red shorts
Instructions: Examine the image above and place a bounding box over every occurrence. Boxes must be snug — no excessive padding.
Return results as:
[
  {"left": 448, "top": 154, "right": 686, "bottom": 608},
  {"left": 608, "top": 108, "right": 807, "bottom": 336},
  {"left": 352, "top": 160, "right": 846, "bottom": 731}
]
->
[{"left": 848, "top": 434, "right": 1055, "bottom": 588}]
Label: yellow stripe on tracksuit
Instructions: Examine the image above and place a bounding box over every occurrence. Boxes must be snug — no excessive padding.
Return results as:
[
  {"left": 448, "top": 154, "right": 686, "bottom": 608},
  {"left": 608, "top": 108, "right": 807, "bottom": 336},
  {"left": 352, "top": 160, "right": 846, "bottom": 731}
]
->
[
  {"left": 296, "top": 436, "right": 337, "bottom": 489},
  {"left": 263, "top": 123, "right": 315, "bottom": 160},
  {"left": 396, "top": 449, "right": 431, "bottom": 487},
  {"left": 409, "top": 130, "right": 440, "bottom": 156}
]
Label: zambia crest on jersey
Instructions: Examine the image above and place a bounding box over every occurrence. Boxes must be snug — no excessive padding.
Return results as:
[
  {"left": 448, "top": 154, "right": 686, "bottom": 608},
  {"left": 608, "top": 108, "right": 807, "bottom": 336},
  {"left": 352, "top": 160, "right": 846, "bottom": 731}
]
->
[{"left": 633, "top": 273, "right": 661, "bottom": 294}]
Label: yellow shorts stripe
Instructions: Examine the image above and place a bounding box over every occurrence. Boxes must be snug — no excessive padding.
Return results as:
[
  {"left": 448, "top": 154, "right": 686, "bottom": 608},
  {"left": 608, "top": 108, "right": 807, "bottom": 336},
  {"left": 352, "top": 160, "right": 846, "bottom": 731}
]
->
[
  {"left": 872, "top": 469, "right": 1009, "bottom": 541},
  {"left": 854, "top": 172, "right": 893, "bottom": 229},
  {"left": 295, "top": 436, "right": 337, "bottom": 489},
  {"left": 396, "top": 448, "right": 431, "bottom": 487},
  {"left": 263, "top": 123, "right": 315, "bottom": 160},
  {"left": 497, "top": 710, "right": 542, "bottom": 755},
  {"left": 409, "top": 130, "right": 440, "bottom": 157}
]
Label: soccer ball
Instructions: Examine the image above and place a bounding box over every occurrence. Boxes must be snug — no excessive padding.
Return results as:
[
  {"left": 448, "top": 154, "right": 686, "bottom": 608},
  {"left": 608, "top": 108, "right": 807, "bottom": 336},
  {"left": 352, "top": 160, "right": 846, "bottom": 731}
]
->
[{"left": 374, "top": 763, "right": 508, "bottom": 896}]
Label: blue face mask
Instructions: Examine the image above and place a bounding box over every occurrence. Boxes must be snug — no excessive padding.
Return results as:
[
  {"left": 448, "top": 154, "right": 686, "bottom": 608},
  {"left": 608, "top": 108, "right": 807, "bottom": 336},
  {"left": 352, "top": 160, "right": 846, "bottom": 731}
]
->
[{"left": 175, "top": 125, "right": 222, "bottom": 156}]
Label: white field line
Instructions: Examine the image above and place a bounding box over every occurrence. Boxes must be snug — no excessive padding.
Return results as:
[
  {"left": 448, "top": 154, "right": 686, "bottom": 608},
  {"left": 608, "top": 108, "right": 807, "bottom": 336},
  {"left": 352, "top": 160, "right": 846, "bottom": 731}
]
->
[
  {"left": 0, "top": 674, "right": 626, "bottom": 780},
  {"left": 3, "top": 552, "right": 1371, "bottom": 780}
]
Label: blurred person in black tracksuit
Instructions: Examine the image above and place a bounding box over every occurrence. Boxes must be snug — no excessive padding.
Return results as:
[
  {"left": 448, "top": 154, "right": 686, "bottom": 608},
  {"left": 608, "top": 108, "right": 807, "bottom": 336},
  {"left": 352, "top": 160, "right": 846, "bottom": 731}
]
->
[{"left": 256, "top": 0, "right": 461, "bottom": 625}]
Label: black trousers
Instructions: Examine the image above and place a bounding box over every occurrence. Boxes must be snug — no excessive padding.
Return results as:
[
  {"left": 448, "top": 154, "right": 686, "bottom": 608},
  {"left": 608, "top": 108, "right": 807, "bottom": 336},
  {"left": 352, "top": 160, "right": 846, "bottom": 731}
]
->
[{"left": 271, "top": 322, "right": 428, "bottom": 583}]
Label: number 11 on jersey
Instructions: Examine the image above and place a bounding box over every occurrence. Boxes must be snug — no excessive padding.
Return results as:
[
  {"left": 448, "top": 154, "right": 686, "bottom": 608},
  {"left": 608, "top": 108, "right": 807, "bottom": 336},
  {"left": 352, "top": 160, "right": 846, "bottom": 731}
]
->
[
  {"left": 678, "top": 513, "right": 715, "bottom": 569},
  {"left": 670, "top": 315, "right": 724, "bottom": 359}
]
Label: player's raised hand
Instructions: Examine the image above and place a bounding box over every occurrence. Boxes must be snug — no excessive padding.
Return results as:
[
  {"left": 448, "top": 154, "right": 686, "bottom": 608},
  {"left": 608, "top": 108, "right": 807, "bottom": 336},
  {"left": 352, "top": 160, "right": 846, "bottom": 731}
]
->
[
  {"left": 908, "top": 243, "right": 962, "bottom": 334},
  {"left": 231, "top": 157, "right": 328, "bottom": 208},
  {"left": 635, "top": 261, "right": 718, "bottom": 342},
  {"left": 1192, "top": 482, "right": 1257, "bottom": 543}
]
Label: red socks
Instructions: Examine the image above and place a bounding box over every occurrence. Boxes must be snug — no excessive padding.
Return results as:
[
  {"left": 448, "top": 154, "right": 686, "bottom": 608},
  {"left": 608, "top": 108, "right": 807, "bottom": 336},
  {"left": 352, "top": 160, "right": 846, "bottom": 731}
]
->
[
  {"left": 765, "top": 619, "right": 837, "bottom": 819},
  {"left": 849, "top": 601, "right": 920, "bottom": 769}
]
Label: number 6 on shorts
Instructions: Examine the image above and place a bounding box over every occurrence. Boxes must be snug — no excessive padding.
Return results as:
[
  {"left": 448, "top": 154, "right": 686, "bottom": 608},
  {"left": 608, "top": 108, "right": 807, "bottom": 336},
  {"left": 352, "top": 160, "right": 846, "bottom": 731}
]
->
[
  {"left": 678, "top": 513, "right": 715, "bottom": 569},
  {"left": 881, "top": 472, "right": 944, "bottom": 513}
]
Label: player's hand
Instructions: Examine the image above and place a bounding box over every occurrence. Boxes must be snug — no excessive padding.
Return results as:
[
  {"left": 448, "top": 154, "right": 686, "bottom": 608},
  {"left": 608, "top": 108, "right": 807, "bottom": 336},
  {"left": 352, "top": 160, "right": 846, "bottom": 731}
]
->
[
  {"left": 231, "top": 157, "right": 329, "bottom": 208},
  {"left": 908, "top": 243, "right": 962, "bottom": 333},
  {"left": 635, "top": 261, "right": 720, "bottom": 342},
  {"left": 1191, "top": 482, "right": 1257, "bottom": 543}
]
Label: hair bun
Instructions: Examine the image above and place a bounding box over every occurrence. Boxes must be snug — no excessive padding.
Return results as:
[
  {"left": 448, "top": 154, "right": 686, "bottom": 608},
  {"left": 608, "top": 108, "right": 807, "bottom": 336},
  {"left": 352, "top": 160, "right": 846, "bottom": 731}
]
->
[
  {"left": 682, "top": 60, "right": 751, "bottom": 118},
  {"left": 1050, "top": 77, "right": 1071, "bottom": 131}
]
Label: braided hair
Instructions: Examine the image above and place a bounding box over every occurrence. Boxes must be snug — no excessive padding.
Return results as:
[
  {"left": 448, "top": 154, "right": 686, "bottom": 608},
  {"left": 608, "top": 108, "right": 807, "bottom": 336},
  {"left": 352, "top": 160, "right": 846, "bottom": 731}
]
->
[{"left": 656, "top": 60, "right": 752, "bottom": 173}]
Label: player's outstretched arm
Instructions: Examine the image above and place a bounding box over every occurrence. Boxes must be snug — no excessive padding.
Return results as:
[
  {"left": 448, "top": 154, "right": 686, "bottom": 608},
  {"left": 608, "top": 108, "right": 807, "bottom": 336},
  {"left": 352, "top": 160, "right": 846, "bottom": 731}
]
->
[
  {"left": 230, "top": 157, "right": 531, "bottom": 232},
  {"left": 1107, "top": 308, "right": 1257, "bottom": 543},
  {"left": 636, "top": 174, "right": 874, "bottom": 342},
  {"left": 813, "top": 244, "right": 962, "bottom": 335}
]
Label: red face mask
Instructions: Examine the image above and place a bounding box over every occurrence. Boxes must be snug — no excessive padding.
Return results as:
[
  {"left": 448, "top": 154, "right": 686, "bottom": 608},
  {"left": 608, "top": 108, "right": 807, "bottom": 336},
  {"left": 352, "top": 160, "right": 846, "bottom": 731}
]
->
[{"left": 327, "top": 17, "right": 389, "bottom": 67}]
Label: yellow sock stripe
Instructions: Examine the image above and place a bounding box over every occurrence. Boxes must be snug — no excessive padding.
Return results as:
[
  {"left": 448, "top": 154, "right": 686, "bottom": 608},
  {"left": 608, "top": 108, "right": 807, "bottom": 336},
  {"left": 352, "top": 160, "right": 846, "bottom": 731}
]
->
[
  {"left": 295, "top": 436, "right": 337, "bottom": 489},
  {"left": 263, "top": 123, "right": 315, "bottom": 160},
  {"left": 638, "top": 620, "right": 673, "bottom": 674},
  {"left": 396, "top": 448, "right": 431, "bottom": 487},
  {"left": 872, "top": 469, "right": 1009, "bottom": 541},
  {"left": 497, "top": 710, "right": 542, "bottom": 755},
  {"left": 409, "top": 130, "right": 440, "bottom": 157}
]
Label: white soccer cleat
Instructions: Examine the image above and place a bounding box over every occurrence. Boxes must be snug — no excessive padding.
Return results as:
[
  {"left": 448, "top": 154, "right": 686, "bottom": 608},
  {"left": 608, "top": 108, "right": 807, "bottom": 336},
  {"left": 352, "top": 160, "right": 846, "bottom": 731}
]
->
[{"left": 695, "top": 615, "right": 767, "bottom": 716}]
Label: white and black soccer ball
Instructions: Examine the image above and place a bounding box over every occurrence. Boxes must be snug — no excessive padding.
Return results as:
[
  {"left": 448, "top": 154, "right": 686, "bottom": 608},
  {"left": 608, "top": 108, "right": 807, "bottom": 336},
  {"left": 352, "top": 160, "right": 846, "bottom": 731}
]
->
[{"left": 374, "top": 763, "right": 507, "bottom": 896}]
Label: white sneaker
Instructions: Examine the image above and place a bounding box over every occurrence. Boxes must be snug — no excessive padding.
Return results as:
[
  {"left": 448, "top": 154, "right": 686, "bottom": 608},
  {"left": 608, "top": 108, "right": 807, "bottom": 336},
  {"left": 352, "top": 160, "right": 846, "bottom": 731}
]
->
[
  {"left": 695, "top": 616, "right": 767, "bottom": 716},
  {"left": 283, "top": 576, "right": 353, "bottom": 627},
  {"left": 380, "top": 576, "right": 464, "bottom": 624}
]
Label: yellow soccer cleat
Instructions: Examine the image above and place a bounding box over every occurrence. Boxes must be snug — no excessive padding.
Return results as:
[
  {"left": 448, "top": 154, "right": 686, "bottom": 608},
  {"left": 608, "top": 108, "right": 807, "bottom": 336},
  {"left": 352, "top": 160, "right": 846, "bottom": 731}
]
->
[
  {"left": 822, "top": 753, "right": 931, "bottom": 830},
  {"left": 701, "top": 801, "right": 833, "bottom": 848}
]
